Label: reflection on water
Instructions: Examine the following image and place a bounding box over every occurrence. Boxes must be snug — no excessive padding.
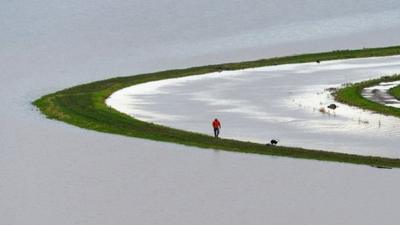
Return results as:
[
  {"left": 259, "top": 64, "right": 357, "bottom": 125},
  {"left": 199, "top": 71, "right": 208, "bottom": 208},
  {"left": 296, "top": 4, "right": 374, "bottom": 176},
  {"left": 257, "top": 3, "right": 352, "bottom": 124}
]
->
[{"left": 107, "top": 56, "right": 400, "bottom": 158}]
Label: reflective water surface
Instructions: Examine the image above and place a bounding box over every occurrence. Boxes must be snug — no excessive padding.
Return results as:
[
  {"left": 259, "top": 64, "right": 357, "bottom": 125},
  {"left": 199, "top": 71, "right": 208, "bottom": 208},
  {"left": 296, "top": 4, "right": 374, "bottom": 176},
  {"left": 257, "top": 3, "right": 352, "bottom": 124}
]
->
[{"left": 108, "top": 56, "right": 400, "bottom": 157}]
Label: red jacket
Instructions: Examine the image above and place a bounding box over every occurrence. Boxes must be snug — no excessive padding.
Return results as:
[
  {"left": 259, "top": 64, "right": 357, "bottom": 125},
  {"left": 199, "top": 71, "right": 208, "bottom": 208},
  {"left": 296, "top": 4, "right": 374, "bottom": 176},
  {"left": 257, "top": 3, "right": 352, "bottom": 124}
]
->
[{"left": 212, "top": 119, "right": 221, "bottom": 128}]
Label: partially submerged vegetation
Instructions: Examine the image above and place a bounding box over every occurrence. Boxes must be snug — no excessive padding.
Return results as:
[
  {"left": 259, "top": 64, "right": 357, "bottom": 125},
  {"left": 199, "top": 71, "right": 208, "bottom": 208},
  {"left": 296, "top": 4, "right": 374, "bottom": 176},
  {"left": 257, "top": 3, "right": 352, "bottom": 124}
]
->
[
  {"left": 34, "top": 46, "right": 400, "bottom": 168},
  {"left": 335, "top": 74, "right": 400, "bottom": 118}
]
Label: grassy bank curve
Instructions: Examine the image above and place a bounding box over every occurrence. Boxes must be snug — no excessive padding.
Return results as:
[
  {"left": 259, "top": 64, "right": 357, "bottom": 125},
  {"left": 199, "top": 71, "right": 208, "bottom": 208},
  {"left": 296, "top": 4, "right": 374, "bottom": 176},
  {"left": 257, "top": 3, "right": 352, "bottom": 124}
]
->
[
  {"left": 34, "top": 46, "right": 400, "bottom": 168},
  {"left": 335, "top": 75, "right": 400, "bottom": 118}
]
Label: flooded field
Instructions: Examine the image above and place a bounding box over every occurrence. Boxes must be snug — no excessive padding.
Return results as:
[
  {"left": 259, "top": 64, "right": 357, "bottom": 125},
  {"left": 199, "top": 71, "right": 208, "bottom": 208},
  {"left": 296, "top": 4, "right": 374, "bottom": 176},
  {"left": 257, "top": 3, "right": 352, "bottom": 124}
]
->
[
  {"left": 3, "top": 0, "right": 400, "bottom": 224},
  {"left": 108, "top": 56, "right": 400, "bottom": 157}
]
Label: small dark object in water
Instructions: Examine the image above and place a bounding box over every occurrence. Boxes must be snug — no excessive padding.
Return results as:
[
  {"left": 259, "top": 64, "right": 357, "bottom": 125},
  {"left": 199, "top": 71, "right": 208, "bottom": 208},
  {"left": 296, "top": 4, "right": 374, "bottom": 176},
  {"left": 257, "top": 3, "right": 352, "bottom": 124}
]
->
[
  {"left": 270, "top": 139, "right": 279, "bottom": 145},
  {"left": 316, "top": 60, "right": 320, "bottom": 64},
  {"left": 327, "top": 104, "right": 337, "bottom": 110}
]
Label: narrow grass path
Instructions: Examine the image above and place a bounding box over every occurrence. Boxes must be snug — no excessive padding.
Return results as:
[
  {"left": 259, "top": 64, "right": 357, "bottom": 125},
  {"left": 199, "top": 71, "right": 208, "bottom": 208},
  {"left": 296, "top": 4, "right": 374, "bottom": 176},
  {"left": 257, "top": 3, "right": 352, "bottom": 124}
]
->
[{"left": 34, "top": 46, "right": 400, "bottom": 168}]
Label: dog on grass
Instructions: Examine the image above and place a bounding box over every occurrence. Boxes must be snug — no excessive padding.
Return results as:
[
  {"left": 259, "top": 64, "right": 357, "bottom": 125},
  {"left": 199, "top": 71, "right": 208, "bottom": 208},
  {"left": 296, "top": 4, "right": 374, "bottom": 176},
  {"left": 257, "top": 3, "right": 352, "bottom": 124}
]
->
[{"left": 270, "top": 139, "right": 279, "bottom": 146}]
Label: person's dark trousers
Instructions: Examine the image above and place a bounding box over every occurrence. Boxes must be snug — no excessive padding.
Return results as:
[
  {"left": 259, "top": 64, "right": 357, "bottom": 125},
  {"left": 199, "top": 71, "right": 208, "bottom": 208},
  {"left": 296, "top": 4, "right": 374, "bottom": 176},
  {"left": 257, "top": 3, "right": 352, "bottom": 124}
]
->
[{"left": 214, "top": 128, "right": 220, "bottom": 138}]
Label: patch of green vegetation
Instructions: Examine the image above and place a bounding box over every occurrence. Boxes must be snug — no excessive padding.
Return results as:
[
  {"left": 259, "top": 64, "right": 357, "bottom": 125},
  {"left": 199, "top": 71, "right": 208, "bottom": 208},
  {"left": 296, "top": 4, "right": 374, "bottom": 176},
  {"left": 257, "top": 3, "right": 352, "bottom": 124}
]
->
[
  {"left": 335, "top": 75, "right": 400, "bottom": 118},
  {"left": 389, "top": 85, "right": 400, "bottom": 100},
  {"left": 34, "top": 45, "right": 400, "bottom": 168}
]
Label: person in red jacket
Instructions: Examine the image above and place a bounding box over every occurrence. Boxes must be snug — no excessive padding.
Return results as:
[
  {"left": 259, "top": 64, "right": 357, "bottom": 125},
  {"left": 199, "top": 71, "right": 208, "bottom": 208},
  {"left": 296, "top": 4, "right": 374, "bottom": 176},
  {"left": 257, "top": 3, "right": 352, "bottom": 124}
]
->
[{"left": 212, "top": 118, "right": 221, "bottom": 138}]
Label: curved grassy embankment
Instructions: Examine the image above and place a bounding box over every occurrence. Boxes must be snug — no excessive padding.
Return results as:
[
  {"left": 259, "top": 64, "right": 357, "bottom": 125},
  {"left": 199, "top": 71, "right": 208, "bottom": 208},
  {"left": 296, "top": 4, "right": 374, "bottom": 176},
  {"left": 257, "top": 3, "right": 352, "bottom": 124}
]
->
[
  {"left": 34, "top": 46, "right": 400, "bottom": 168},
  {"left": 389, "top": 85, "right": 400, "bottom": 101},
  {"left": 335, "top": 75, "right": 400, "bottom": 118}
]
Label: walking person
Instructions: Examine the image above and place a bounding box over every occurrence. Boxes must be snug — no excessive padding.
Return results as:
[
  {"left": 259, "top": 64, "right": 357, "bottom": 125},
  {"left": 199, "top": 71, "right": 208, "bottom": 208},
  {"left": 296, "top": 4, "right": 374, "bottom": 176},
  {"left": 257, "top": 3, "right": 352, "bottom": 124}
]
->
[{"left": 212, "top": 118, "right": 221, "bottom": 138}]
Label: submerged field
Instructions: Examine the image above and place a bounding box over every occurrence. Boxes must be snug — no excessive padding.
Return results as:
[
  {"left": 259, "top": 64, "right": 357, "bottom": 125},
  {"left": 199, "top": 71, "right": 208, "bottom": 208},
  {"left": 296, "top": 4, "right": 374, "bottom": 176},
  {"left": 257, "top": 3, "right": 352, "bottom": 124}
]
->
[
  {"left": 108, "top": 56, "right": 400, "bottom": 158},
  {"left": 35, "top": 46, "right": 400, "bottom": 168}
]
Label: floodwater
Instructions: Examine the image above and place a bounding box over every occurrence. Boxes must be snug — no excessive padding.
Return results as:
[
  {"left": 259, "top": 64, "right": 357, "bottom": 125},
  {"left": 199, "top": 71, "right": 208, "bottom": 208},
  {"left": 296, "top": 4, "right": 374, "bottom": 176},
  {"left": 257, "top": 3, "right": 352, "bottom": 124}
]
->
[
  {"left": 362, "top": 80, "right": 400, "bottom": 107},
  {"left": 3, "top": 1, "right": 400, "bottom": 225},
  {"left": 107, "top": 56, "right": 400, "bottom": 157}
]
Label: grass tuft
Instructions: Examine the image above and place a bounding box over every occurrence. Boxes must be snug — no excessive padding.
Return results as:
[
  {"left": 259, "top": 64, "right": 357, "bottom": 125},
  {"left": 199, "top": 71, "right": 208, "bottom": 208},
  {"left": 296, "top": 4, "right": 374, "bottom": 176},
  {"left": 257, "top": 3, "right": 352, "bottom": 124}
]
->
[{"left": 389, "top": 85, "right": 400, "bottom": 101}]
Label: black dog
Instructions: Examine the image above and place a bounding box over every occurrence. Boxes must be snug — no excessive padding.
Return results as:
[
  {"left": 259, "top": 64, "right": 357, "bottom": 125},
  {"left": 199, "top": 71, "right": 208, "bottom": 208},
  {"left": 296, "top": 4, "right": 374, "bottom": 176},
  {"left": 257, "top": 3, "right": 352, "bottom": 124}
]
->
[{"left": 270, "top": 139, "right": 279, "bottom": 145}]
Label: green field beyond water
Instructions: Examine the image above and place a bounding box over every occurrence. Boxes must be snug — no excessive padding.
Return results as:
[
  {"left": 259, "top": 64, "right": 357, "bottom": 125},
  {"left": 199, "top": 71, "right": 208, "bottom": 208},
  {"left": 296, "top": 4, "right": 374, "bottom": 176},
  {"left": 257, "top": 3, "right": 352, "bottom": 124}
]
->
[{"left": 34, "top": 46, "right": 400, "bottom": 168}]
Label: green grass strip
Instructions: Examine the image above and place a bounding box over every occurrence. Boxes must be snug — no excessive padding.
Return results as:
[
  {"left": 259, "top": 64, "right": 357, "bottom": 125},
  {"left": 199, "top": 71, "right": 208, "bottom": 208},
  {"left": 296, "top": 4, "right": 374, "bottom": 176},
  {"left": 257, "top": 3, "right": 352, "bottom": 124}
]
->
[
  {"left": 389, "top": 85, "right": 400, "bottom": 101},
  {"left": 34, "top": 45, "right": 400, "bottom": 168},
  {"left": 335, "top": 75, "right": 400, "bottom": 118}
]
